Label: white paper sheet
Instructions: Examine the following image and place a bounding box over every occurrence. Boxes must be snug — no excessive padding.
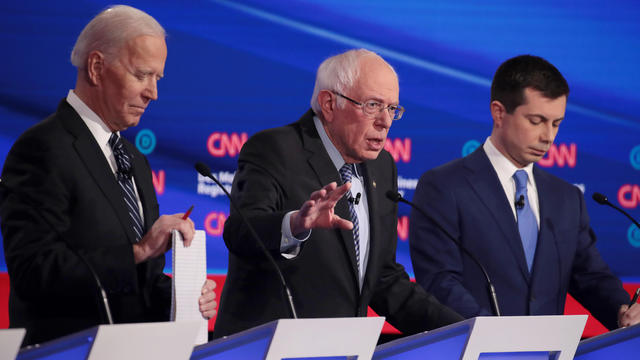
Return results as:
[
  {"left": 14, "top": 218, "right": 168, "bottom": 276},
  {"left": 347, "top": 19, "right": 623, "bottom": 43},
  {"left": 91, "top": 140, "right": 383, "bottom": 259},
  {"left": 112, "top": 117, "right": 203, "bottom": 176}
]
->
[{"left": 170, "top": 229, "right": 208, "bottom": 345}]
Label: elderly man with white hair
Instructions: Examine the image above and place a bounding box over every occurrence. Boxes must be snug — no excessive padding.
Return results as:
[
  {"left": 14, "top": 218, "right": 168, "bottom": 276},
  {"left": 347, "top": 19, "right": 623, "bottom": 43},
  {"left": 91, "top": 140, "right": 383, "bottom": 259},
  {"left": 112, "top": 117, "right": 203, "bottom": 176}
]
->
[
  {"left": 214, "top": 48, "right": 463, "bottom": 338},
  {"left": 0, "top": 5, "right": 215, "bottom": 346}
]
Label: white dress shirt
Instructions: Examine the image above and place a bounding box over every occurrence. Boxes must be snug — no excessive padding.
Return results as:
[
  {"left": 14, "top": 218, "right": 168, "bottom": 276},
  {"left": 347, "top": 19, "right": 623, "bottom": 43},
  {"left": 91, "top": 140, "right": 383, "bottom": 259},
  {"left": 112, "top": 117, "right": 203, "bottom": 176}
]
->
[{"left": 483, "top": 136, "right": 540, "bottom": 228}]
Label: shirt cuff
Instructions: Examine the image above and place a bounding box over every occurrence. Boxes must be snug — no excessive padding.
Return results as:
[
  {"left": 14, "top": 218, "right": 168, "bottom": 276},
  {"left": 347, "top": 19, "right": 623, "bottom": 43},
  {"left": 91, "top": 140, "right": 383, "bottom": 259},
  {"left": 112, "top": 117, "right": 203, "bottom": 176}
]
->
[{"left": 280, "top": 210, "right": 311, "bottom": 258}]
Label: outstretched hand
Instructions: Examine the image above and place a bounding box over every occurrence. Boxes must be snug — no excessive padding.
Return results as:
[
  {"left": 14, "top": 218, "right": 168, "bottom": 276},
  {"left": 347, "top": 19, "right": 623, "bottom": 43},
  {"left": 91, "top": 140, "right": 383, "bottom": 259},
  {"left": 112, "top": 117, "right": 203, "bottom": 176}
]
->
[{"left": 290, "top": 182, "right": 353, "bottom": 235}]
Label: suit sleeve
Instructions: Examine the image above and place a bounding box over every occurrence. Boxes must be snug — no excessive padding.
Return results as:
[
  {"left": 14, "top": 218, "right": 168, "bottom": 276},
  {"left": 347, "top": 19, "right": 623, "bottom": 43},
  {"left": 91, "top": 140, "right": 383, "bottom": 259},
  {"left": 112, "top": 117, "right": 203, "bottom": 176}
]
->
[
  {"left": 222, "top": 132, "right": 290, "bottom": 257},
  {"left": 0, "top": 130, "right": 140, "bottom": 301},
  {"left": 409, "top": 170, "right": 492, "bottom": 318},
  {"left": 369, "top": 155, "right": 463, "bottom": 333},
  {"left": 567, "top": 186, "right": 629, "bottom": 330}
]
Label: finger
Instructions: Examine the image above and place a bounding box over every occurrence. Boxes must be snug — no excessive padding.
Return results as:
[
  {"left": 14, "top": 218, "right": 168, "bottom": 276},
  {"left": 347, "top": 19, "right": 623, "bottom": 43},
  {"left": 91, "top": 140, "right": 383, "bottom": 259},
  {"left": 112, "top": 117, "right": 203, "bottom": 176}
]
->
[
  {"left": 202, "top": 279, "right": 216, "bottom": 293},
  {"left": 322, "top": 182, "right": 338, "bottom": 192},
  {"left": 201, "top": 308, "right": 217, "bottom": 319},
  {"left": 328, "top": 182, "right": 351, "bottom": 202},
  {"left": 332, "top": 216, "right": 353, "bottom": 230},
  {"left": 309, "top": 188, "right": 328, "bottom": 202},
  {"left": 199, "top": 291, "right": 216, "bottom": 303},
  {"left": 297, "top": 200, "right": 316, "bottom": 218},
  {"left": 177, "top": 218, "right": 195, "bottom": 247},
  {"left": 200, "top": 299, "right": 218, "bottom": 318}
]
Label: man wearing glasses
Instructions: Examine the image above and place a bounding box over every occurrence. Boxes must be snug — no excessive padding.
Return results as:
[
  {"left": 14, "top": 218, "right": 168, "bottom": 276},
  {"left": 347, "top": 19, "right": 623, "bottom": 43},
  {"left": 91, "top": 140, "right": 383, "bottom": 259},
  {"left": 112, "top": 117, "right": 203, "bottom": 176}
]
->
[{"left": 214, "top": 48, "right": 462, "bottom": 338}]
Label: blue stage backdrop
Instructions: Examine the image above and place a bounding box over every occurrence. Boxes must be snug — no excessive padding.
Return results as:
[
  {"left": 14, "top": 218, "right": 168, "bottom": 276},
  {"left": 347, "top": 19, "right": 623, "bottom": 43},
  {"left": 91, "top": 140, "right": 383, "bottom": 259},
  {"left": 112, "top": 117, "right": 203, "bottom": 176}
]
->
[{"left": 1, "top": 0, "right": 639, "bottom": 280}]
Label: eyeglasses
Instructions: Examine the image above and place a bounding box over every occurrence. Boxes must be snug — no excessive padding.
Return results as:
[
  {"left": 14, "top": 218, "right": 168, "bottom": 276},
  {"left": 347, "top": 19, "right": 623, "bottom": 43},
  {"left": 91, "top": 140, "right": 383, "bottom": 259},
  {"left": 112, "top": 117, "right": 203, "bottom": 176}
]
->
[{"left": 333, "top": 92, "right": 405, "bottom": 121}]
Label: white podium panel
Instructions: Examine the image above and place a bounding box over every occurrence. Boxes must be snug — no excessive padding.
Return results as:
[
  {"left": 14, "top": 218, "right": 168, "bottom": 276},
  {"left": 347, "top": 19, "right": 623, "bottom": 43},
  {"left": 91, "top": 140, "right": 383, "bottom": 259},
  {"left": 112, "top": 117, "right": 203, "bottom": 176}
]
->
[
  {"left": 266, "top": 317, "right": 384, "bottom": 360},
  {"left": 17, "top": 321, "right": 200, "bottom": 360},
  {"left": 192, "top": 317, "right": 385, "bottom": 360},
  {"left": 375, "top": 315, "right": 587, "bottom": 360},
  {"left": 0, "top": 329, "right": 25, "bottom": 360},
  {"left": 463, "top": 315, "right": 587, "bottom": 360}
]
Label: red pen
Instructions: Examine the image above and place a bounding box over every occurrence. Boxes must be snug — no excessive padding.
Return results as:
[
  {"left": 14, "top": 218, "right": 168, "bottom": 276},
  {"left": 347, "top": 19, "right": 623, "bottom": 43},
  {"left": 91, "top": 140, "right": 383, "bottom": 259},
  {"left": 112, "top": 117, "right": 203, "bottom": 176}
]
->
[{"left": 182, "top": 205, "right": 194, "bottom": 220}]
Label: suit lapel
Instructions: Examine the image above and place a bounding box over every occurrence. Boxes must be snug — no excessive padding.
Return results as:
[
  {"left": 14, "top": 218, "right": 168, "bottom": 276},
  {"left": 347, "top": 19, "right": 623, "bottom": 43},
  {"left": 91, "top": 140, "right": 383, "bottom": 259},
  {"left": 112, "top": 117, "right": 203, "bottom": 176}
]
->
[
  {"left": 530, "top": 167, "right": 558, "bottom": 280},
  {"left": 298, "top": 111, "right": 360, "bottom": 287},
  {"left": 58, "top": 101, "right": 139, "bottom": 244},
  {"left": 464, "top": 148, "right": 530, "bottom": 282},
  {"left": 359, "top": 161, "right": 379, "bottom": 295}
]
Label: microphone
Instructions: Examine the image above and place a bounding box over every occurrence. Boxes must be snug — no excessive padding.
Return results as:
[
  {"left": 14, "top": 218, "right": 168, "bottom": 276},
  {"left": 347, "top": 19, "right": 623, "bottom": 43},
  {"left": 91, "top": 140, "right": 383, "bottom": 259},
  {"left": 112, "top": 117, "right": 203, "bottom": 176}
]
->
[
  {"left": 0, "top": 178, "right": 114, "bottom": 324},
  {"left": 592, "top": 192, "right": 640, "bottom": 230},
  {"left": 386, "top": 190, "right": 502, "bottom": 316},
  {"left": 515, "top": 195, "right": 525, "bottom": 210},
  {"left": 194, "top": 162, "right": 298, "bottom": 318},
  {"left": 348, "top": 192, "right": 361, "bottom": 205}
]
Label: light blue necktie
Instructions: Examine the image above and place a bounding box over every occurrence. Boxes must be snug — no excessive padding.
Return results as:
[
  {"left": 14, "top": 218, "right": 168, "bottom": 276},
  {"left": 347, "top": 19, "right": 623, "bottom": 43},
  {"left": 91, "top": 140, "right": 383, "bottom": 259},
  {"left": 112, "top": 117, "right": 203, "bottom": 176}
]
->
[{"left": 513, "top": 170, "right": 538, "bottom": 272}]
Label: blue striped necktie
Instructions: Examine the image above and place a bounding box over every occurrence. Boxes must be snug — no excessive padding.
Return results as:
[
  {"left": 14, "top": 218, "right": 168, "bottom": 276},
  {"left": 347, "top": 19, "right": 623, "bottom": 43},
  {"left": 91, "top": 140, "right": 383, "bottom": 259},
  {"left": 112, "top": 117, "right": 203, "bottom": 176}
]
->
[
  {"left": 109, "top": 133, "right": 144, "bottom": 242},
  {"left": 513, "top": 169, "right": 538, "bottom": 272},
  {"left": 339, "top": 163, "right": 360, "bottom": 276}
]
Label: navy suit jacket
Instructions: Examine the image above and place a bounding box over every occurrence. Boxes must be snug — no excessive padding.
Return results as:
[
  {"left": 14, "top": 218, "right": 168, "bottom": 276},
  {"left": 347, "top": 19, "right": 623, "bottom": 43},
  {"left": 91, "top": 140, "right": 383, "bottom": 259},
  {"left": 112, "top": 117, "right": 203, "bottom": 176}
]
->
[
  {"left": 213, "top": 110, "right": 462, "bottom": 337},
  {"left": 409, "top": 146, "right": 629, "bottom": 330},
  {"left": 0, "top": 100, "right": 170, "bottom": 345}
]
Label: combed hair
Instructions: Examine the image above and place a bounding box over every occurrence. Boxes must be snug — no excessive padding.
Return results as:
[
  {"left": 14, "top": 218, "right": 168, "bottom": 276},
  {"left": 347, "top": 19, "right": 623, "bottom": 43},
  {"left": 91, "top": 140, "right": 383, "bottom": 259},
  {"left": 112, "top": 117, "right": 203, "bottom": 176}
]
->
[
  {"left": 70, "top": 5, "right": 165, "bottom": 68},
  {"left": 491, "top": 54, "right": 569, "bottom": 113},
  {"left": 310, "top": 49, "right": 396, "bottom": 115}
]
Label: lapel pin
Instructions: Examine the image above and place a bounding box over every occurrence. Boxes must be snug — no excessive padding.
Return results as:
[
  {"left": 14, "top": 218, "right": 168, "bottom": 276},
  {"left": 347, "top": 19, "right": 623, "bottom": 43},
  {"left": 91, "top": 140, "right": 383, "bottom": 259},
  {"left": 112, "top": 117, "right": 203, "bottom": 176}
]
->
[{"left": 372, "top": 180, "right": 376, "bottom": 189}]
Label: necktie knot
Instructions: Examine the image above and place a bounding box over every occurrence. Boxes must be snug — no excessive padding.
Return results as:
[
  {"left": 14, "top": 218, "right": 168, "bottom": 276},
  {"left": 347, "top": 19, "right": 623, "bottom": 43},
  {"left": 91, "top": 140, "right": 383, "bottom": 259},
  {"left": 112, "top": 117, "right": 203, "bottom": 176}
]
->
[
  {"left": 109, "top": 133, "right": 132, "bottom": 180},
  {"left": 339, "top": 163, "right": 354, "bottom": 184},
  {"left": 513, "top": 169, "right": 528, "bottom": 193}
]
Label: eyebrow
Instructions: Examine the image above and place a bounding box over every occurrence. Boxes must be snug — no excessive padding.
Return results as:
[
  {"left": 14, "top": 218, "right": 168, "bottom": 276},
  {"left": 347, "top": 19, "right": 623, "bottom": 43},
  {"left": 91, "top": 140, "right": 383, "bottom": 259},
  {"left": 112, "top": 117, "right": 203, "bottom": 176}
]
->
[
  {"left": 135, "top": 69, "right": 164, "bottom": 79},
  {"left": 526, "top": 114, "right": 564, "bottom": 122},
  {"left": 365, "top": 95, "right": 398, "bottom": 106}
]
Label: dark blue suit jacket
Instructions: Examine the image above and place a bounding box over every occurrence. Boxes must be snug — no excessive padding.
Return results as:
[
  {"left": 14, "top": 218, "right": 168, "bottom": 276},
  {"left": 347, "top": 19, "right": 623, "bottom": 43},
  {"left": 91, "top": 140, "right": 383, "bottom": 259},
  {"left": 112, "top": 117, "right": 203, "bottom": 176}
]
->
[{"left": 409, "top": 146, "right": 629, "bottom": 330}]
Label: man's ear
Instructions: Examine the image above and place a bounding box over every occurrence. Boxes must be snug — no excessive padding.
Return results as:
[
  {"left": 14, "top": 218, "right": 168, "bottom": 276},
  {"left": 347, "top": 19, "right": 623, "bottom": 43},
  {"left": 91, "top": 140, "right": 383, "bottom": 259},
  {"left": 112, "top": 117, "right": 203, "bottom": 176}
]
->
[
  {"left": 86, "top": 51, "right": 105, "bottom": 86},
  {"left": 318, "top": 90, "right": 335, "bottom": 122},
  {"left": 490, "top": 100, "right": 507, "bottom": 128}
]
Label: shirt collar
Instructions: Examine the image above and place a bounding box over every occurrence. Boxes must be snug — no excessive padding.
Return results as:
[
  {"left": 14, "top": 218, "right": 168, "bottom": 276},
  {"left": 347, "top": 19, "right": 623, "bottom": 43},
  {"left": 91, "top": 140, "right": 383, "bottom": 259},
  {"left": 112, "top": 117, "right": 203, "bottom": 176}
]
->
[
  {"left": 66, "top": 89, "right": 117, "bottom": 148},
  {"left": 313, "top": 115, "right": 346, "bottom": 172},
  {"left": 484, "top": 136, "right": 535, "bottom": 185}
]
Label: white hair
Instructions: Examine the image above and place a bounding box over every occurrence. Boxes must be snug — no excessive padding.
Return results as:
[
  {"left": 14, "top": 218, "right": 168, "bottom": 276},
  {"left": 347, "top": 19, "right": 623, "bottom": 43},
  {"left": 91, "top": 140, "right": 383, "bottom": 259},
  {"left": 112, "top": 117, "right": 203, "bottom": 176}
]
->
[
  {"left": 310, "top": 48, "right": 396, "bottom": 115},
  {"left": 70, "top": 5, "right": 165, "bottom": 67}
]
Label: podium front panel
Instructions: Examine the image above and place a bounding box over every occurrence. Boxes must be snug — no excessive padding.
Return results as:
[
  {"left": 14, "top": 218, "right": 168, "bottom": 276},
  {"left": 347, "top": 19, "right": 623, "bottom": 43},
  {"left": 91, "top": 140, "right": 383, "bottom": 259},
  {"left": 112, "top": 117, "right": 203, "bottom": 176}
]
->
[
  {"left": 17, "top": 328, "right": 97, "bottom": 360},
  {"left": 373, "top": 323, "right": 470, "bottom": 359},
  {"left": 575, "top": 322, "right": 640, "bottom": 359}
]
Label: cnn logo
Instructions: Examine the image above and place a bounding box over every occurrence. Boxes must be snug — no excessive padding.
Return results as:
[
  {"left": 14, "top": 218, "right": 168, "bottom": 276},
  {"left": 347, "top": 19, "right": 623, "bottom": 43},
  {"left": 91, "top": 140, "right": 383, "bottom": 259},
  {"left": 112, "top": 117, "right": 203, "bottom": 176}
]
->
[
  {"left": 385, "top": 137, "right": 411, "bottom": 163},
  {"left": 538, "top": 143, "right": 576, "bottom": 168},
  {"left": 618, "top": 184, "right": 640, "bottom": 209},
  {"left": 208, "top": 132, "right": 248, "bottom": 158}
]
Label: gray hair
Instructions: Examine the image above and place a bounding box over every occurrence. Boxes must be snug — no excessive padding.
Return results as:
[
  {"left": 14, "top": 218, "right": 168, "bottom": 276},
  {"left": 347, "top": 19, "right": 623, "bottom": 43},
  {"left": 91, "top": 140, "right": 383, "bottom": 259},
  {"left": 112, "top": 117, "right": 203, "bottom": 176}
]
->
[
  {"left": 70, "top": 5, "right": 166, "bottom": 68},
  {"left": 310, "top": 49, "right": 396, "bottom": 115}
]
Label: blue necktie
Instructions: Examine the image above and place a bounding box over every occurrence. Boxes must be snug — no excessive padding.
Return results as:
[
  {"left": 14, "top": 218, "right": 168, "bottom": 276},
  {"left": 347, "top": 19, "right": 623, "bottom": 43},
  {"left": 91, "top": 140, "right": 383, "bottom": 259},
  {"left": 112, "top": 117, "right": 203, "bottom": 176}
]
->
[
  {"left": 513, "top": 170, "right": 538, "bottom": 272},
  {"left": 339, "top": 163, "right": 360, "bottom": 275},
  {"left": 109, "top": 133, "right": 144, "bottom": 242}
]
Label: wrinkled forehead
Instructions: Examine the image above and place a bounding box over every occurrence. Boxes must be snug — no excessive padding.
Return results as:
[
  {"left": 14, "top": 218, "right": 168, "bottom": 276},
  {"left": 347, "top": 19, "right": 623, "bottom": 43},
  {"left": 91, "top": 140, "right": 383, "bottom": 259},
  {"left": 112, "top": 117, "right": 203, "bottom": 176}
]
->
[{"left": 351, "top": 56, "right": 399, "bottom": 102}]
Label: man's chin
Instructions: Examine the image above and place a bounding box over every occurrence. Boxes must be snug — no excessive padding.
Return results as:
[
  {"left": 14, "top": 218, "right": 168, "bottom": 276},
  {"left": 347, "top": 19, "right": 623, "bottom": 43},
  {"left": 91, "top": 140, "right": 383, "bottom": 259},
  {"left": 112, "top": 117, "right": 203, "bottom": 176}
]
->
[
  {"left": 362, "top": 149, "right": 383, "bottom": 161},
  {"left": 124, "top": 116, "right": 142, "bottom": 128}
]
